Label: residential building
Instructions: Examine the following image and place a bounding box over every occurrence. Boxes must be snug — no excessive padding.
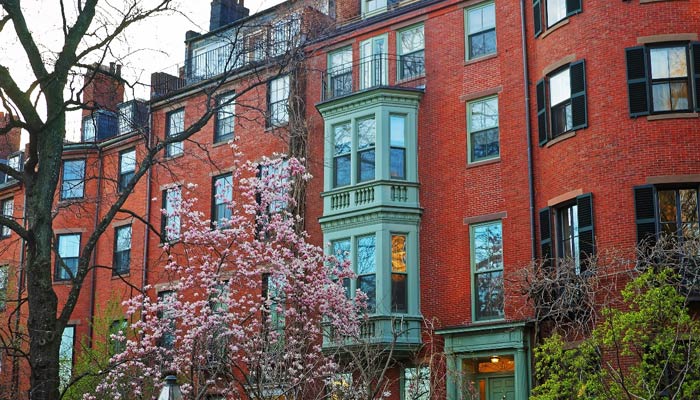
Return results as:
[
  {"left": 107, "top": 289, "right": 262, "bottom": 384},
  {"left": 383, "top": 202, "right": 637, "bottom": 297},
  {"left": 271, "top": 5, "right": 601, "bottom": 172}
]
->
[{"left": 1, "top": 0, "right": 699, "bottom": 399}]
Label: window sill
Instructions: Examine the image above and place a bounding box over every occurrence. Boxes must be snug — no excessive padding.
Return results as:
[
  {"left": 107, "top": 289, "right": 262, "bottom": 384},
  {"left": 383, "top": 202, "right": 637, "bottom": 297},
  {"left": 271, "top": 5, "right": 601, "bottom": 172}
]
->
[
  {"left": 53, "top": 280, "right": 73, "bottom": 286},
  {"left": 467, "top": 157, "right": 500, "bottom": 169},
  {"left": 264, "top": 123, "right": 289, "bottom": 132},
  {"left": 112, "top": 272, "right": 130, "bottom": 279},
  {"left": 647, "top": 112, "right": 698, "bottom": 121},
  {"left": 163, "top": 152, "right": 184, "bottom": 161},
  {"left": 212, "top": 139, "right": 234, "bottom": 148},
  {"left": 540, "top": 18, "right": 569, "bottom": 39},
  {"left": 395, "top": 74, "right": 426, "bottom": 85},
  {"left": 470, "top": 317, "right": 506, "bottom": 325},
  {"left": 464, "top": 53, "right": 497, "bottom": 66},
  {"left": 545, "top": 131, "right": 576, "bottom": 148}
]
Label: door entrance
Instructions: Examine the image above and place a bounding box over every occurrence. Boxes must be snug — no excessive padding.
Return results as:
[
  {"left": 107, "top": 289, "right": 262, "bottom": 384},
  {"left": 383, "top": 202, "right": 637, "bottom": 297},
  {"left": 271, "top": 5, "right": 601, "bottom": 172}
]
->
[{"left": 489, "top": 376, "right": 515, "bottom": 400}]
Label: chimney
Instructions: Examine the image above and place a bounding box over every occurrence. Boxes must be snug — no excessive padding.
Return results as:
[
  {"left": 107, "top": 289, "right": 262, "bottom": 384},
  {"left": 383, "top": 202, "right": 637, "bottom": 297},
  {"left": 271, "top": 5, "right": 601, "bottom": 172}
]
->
[
  {"left": 210, "top": 0, "right": 249, "bottom": 31},
  {"left": 82, "top": 63, "right": 125, "bottom": 117}
]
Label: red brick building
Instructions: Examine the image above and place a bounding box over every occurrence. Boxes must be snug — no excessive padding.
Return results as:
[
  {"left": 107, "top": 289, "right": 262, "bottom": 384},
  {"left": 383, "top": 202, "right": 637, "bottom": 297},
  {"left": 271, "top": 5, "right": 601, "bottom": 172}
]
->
[{"left": 1, "top": 0, "right": 699, "bottom": 398}]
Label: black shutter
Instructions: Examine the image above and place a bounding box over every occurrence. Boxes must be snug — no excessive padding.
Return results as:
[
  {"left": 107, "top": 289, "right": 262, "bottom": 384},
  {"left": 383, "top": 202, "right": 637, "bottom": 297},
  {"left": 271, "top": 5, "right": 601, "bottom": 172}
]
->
[
  {"left": 570, "top": 60, "right": 587, "bottom": 130},
  {"left": 634, "top": 185, "right": 657, "bottom": 249},
  {"left": 0, "top": 159, "right": 6, "bottom": 184},
  {"left": 576, "top": 193, "right": 594, "bottom": 271},
  {"left": 626, "top": 47, "right": 650, "bottom": 117},
  {"left": 566, "top": 0, "right": 582, "bottom": 17},
  {"left": 160, "top": 191, "right": 167, "bottom": 242},
  {"left": 533, "top": 0, "right": 542, "bottom": 37},
  {"left": 539, "top": 207, "right": 552, "bottom": 269},
  {"left": 536, "top": 79, "right": 548, "bottom": 145},
  {"left": 691, "top": 43, "right": 700, "bottom": 112}
]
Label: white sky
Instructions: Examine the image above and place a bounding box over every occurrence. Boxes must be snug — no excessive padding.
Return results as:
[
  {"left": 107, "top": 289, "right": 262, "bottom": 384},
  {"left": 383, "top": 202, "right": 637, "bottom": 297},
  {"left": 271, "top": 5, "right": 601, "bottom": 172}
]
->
[{"left": 0, "top": 0, "right": 284, "bottom": 147}]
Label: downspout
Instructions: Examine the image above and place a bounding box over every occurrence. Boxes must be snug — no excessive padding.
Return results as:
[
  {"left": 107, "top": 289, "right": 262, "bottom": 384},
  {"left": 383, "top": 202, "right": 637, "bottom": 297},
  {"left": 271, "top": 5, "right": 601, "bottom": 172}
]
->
[
  {"left": 141, "top": 105, "right": 153, "bottom": 297},
  {"left": 88, "top": 146, "right": 104, "bottom": 347},
  {"left": 520, "top": 0, "right": 536, "bottom": 260}
]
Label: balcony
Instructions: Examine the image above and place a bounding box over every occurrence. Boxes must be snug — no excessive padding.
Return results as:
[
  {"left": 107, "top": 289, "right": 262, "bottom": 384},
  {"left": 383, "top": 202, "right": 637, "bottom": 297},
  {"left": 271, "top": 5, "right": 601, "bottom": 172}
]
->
[
  {"left": 321, "top": 180, "right": 420, "bottom": 222},
  {"left": 321, "top": 53, "right": 426, "bottom": 102},
  {"left": 323, "top": 314, "right": 423, "bottom": 354}
]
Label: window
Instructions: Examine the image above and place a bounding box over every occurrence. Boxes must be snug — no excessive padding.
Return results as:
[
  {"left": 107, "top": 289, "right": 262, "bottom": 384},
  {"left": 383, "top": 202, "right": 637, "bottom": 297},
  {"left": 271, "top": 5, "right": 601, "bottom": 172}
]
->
[
  {"left": 118, "top": 102, "right": 134, "bottom": 134},
  {"left": 390, "top": 115, "right": 407, "bottom": 179},
  {"left": 634, "top": 186, "right": 700, "bottom": 247},
  {"left": 332, "top": 239, "right": 351, "bottom": 297},
  {"left": 212, "top": 174, "right": 233, "bottom": 227},
  {"left": 61, "top": 159, "right": 86, "bottom": 200},
  {"left": 391, "top": 234, "right": 408, "bottom": 313},
  {"left": 82, "top": 116, "right": 96, "bottom": 142},
  {"left": 162, "top": 186, "right": 182, "bottom": 242},
  {"left": 0, "top": 265, "right": 8, "bottom": 311},
  {"left": 259, "top": 160, "right": 289, "bottom": 213},
  {"left": 403, "top": 366, "right": 430, "bottom": 400},
  {"left": 215, "top": 92, "right": 235, "bottom": 143},
  {"left": 467, "top": 96, "right": 499, "bottom": 163},
  {"left": 357, "top": 235, "right": 376, "bottom": 312},
  {"left": 165, "top": 109, "right": 184, "bottom": 157},
  {"left": 59, "top": 325, "right": 75, "bottom": 390},
  {"left": 626, "top": 44, "right": 700, "bottom": 116},
  {"left": 5, "top": 152, "right": 23, "bottom": 183},
  {"left": 262, "top": 274, "right": 285, "bottom": 352},
  {"left": 157, "top": 290, "right": 176, "bottom": 349},
  {"left": 328, "top": 47, "right": 353, "bottom": 98},
  {"left": 113, "top": 225, "right": 131, "bottom": 275},
  {"left": 398, "top": 24, "right": 425, "bottom": 80},
  {"left": 109, "top": 320, "right": 128, "bottom": 355},
  {"left": 56, "top": 233, "right": 80, "bottom": 281},
  {"left": 270, "top": 15, "right": 301, "bottom": 57},
  {"left": 118, "top": 149, "right": 136, "bottom": 193},
  {"left": 333, "top": 122, "right": 351, "bottom": 187},
  {"left": 536, "top": 60, "right": 587, "bottom": 145},
  {"left": 465, "top": 2, "right": 496, "bottom": 60},
  {"left": 470, "top": 221, "right": 504, "bottom": 321},
  {"left": 539, "top": 193, "right": 595, "bottom": 273},
  {"left": 360, "top": 35, "right": 387, "bottom": 89},
  {"left": 247, "top": 31, "right": 266, "bottom": 63},
  {"left": 268, "top": 75, "right": 290, "bottom": 126},
  {"left": 1, "top": 198, "right": 13, "bottom": 238},
  {"left": 357, "top": 118, "right": 376, "bottom": 183},
  {"left": 533, "top": 0, "right": 582, "bottom": 36},
  {"left": 364, "top": 0, "right": 387, "bottom": 15}
]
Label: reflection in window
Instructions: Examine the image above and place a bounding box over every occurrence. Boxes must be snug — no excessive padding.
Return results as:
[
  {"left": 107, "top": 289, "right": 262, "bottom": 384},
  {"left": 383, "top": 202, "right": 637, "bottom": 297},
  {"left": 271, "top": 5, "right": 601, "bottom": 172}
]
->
[
  {"left": 357, "top": 235, "right": 376, "bottom": 312},
  {"left": 269, "top": 75, "right": 290, "bottom": 126},
  {"left": 332, "top": 239, "right": 351, "bottom": 297},
  {"left": 546, "top": 0, "right": 567, "bottom": 27},
  {"left": 466, "top": 2, "right": 496, "bottom": 60},
  {"left": 549, "top": 68, "right": 573, "bottom": 136},
  {"left": 162, "top": 186, "right": 182, "bottom": 241},
  {"left": 213, "top": 174, "right": 233, "bottom": 226},
  {"left": 61, "top": 159, "right": 86, "bottom": 200},
  {"left": 118, "top": 149, "right": 136, "bottom": 192},
  {"left": 559, "top": 204, "right": 580, "bottom": 273},
  {"left": 658, "top": 188, "right": 699, "bottom": 241},
  {"left": 113, "top": 225, "right": 132, "bottom": 275},
  {"left": 390, "top": 115, "right": 407, "bottom": 179},
  {"left": 333, "top": 123, "right": 351, "bottom": 187},
  {"left": 391, "top": 234, "right": 408, "bottom": 313},
  {"left": 357, "top": 118, "right": 376, "bottom": 183},
  {"left": 650, "top": 47, "right": 689, "bottom": 112},
  {"left": 166, "top": 109, "right": 184, "bottom": 157},
  {"left": 469, "top": 97, "right": 499, "bottom": 162},
  {"left": 471, "top": 221, "right": 504, "bottom": 320},
  {"left": 398, "top": 25, "right": 425, "bottom": 80},
  {"left": 59, "top": 326, "right": 75, "bottom": 390},
  {"left": 329, "top": 48, "right": 352, "bottom": 98},
  {"left": 404, "top": 366, "right": 430, "bottom": 400}
]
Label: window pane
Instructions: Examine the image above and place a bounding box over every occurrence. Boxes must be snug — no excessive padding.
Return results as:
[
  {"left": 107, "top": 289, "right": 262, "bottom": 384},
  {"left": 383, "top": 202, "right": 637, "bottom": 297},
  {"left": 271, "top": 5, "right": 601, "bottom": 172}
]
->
[
  {"left": 358, "top": 275, "right": 376, "bottom": 311},
  {"left": 392, "top": 235, "right": 407, "bottom": 273},
  {"left": 476, "top": 270, "right": 504, "bottom": 319},
  {"left": 168, "top": 110, "right": 184, "bottom": 136},
  {"left": 59, "top": 326, "right": 74, "bottom": 390},
  {"left": 652, "top": 83, "right": 672, "bottom": 111},
  {"left": 334, "top": 155, "right": 351, "bottom": 187},
  {"left": 404, "top": 366, "right": 431, "bottom": 400},
  {"left": 680, "top": 189, "right": 698, "bottom": 223},
  {"left": 391, "top": 274, "right": 407, "bottom": 313},
  {"left": 473, "top": 222, "right": 503, "bottom": 271},
  {"left": 63, "top": 160, "right": 85, "bottom": 181},
  {"left": 358, "top": 118, "right": 376, "bottom": 149},
  {"left": 357, "top": 235, "right": 376, "bottom": 275},
  {"left": 334, "top": 123, "right": 351, "bottom": 155},
  {"left": 59, "top": 234, "right": 81, "bottom": 258},
  {"left": 658, "top": 190, "right": 677, "bottom": 223},
  {"left": 116, "top": 226, "right": 132, "bottom": 251},
  {"left": 470, "top": 98, "right": 498, "bottom": 131},
  {"left": 390, "top": 115, "right": 406, "bottom": 147},
  {"left": 549, "top": 68, "right": 571, "bottom": 106},
  {"left": 468, "top": 7, "right": 483, "bottom": 34},
  {"left": 651, "top": 47, "right": 687, "bottom": 79},
  {"left": 471, "top": 127, "right": 499, "bottom": 161},
  {"left": 546, "top": 0, "right": 567, "bottom": 27},
  {"left": 482, "top": 4, "right": 495, "bottom": 29},
  {"left": 400, "top": 25, "right": 424, "bottom": 54},
  {"left": 332, "top": 239, "right": 352, "bottom": 297},
  {"left": 390, "top": 148, "right": 406, "bottom": 179},
  {"left": 120, "top": 150, "right": 136, "bottom": 173},
  {"left": 358, "top": 149, "right": 375, "bottom": 182},
  {"left": 670, "top": 82, "right": 689, "bottom": 110}
]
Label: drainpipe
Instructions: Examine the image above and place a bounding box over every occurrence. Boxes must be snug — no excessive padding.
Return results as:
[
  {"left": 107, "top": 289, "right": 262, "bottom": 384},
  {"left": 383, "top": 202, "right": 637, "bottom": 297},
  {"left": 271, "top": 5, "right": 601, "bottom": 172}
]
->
[
  {"left": 520, "top": 0, "right": 536, "bottom": 260},
  {"left": 141, "top": 104, "right": 153, "bottom": 297},
  {"left": 87, "top": 146, "right": 103, "bottom": 347}
]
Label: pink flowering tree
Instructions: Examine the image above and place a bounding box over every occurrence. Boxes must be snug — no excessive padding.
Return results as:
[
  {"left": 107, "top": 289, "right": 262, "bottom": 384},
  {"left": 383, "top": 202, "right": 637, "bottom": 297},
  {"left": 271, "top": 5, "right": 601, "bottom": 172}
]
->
[{"left": 90, "top": 156, "right": 363, "bottom": 399}]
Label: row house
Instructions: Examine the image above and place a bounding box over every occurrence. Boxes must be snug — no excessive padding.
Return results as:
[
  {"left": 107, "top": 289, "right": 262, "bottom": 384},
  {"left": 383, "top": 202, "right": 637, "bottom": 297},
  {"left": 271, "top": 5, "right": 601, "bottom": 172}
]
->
[{"left": 1, "top": 0, "right": 699, "bottom": 398}]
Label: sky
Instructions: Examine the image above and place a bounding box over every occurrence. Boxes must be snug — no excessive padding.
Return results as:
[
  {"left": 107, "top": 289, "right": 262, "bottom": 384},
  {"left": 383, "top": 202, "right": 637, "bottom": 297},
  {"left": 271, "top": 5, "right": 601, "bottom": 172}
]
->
[{"left": 0, "top": 0, "right": 284, "bottom": 146}]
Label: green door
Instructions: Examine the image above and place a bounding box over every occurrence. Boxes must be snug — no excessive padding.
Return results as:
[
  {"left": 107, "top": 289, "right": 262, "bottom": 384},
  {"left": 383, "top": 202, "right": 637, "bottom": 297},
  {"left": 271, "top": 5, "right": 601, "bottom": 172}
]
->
[{"left": 489, "top": 377, "right": 515, "bottom": 400}]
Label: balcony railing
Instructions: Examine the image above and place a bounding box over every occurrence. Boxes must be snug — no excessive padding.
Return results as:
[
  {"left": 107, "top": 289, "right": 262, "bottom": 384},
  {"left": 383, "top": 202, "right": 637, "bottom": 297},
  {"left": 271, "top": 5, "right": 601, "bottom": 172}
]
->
[{"left": 321, "top": 53, "right": 425, "bottom": 101}]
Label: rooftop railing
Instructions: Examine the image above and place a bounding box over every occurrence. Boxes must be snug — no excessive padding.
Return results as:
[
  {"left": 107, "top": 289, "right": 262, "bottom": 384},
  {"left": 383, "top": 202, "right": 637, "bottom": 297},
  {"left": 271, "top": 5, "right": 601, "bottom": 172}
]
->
[{"left": 321, "top": 53, "right": 425, "bottom": 102}]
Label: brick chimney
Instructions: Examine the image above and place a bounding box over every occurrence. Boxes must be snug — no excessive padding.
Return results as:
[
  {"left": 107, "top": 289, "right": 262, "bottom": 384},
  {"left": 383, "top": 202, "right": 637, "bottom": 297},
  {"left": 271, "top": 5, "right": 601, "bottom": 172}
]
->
[
  {"left": 82, "top": 63, "right": 125, "bottom": 117},
  {"left": 0, "top": 112, "right": 22, "bottom": 159},
  {"left": 210, "top": 0, "right": 250, "bottom": 31},
  {"left": 335, "top": 0, "right": 360, "bottom": 23}
]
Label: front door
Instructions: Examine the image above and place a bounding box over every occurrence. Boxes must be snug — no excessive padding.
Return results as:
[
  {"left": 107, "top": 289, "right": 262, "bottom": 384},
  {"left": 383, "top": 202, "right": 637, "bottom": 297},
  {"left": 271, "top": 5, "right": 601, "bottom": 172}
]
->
[{"left": 489, "top": 376, "right": 515, "bottom": 400}]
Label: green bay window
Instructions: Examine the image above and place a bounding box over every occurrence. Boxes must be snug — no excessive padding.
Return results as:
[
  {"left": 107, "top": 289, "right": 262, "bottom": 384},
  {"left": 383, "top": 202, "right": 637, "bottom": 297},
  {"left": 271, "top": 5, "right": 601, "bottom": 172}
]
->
[
  {"left": 390, "top": 115, "right": 406, "bottom": 179},
  {"left": 332, "top": 239, "right": 352, "bottom": 297},
  {"left": 391, "top": 234, "right": 408, "bottom": 313},
  {"left": 471, "top": 221, "right": 504, "bottom": 321}
]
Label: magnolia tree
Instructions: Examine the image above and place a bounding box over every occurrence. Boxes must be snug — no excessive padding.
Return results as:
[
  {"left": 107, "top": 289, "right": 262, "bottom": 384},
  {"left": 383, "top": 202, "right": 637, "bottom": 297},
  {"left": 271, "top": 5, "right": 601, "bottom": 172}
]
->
[{"left": 89, "top": 157, "right": 364, "bottom": 399}]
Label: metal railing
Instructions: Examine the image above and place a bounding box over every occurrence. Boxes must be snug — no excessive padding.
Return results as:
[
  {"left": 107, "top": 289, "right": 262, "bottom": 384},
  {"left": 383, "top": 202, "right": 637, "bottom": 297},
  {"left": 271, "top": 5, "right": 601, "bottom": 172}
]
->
[{"left": 321, "top": 53, "right": 425, "bottom": 101}]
